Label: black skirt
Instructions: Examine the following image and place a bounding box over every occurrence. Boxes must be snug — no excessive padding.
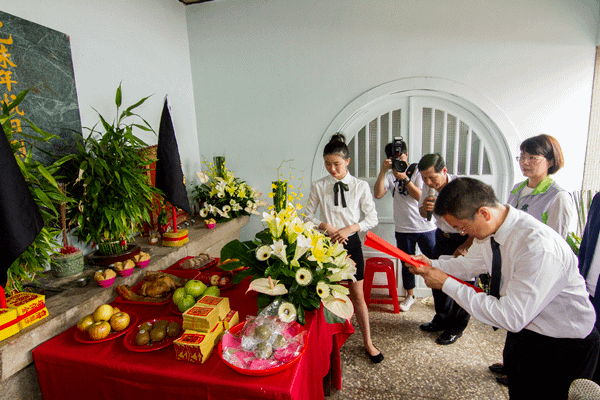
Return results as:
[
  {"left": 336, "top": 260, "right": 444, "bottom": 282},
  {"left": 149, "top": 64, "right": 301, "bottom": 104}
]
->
[{"left": 344, "top": 233, "right": 364, "bottom": 281}]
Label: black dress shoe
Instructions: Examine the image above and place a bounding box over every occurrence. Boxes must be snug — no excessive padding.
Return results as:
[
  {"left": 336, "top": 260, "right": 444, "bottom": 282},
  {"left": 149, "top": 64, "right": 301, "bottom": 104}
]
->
[
  {"left": 419, "top": 321, "right": 445, "bottom": 332},
  {"left": 436, "top": 331, "right": 462, "bottom": 345},
  {"left": 489, "top": 363, "right": 505, "bottom": 375},
  {"left": 366, "top": 350, "right": 384, "bottom": 364},
  {"left": 496, "top": 375, "right": 508, "bottom": 386}
]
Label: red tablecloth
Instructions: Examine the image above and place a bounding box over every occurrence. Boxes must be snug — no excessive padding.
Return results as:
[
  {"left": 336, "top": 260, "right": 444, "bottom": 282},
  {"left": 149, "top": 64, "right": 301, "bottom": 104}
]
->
[{"left": 33, "top": 277, "right": 354, "bottom": 400}]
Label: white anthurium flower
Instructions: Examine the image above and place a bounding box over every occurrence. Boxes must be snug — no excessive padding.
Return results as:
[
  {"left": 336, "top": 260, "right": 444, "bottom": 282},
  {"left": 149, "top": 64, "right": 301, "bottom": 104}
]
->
[
  {"left": 295, "top": 267, "right": 313, "bottom": 286},
  {"left": 329, "top": 284, "right": 350, "bottom": 296},
  {"left": 196, "top": 171, "right": 209, "bottom": 183},
  {"left": 316, "top": 281, "right": 330, "bottom": 299},
  {"left": 322, "top": 292, "right": 354, "bottom": 320},
  {"left": 270, "top": 239, "right": 288, "bottom": 264},
  {"left": 246, "top": 277, "right": 288, "bottom": 295},
  {"left": 250, "top": 209, "right": 261, "bottom": 216},
  {"left": 256, "top": 245, "right": 271, "bottom": 261}
]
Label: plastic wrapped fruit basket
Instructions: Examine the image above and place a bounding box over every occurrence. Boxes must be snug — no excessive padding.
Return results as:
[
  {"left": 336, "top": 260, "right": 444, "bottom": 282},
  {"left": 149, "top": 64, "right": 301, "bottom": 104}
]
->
[{"left": 219, "top": 320, "right": 307, "bottom": 376}]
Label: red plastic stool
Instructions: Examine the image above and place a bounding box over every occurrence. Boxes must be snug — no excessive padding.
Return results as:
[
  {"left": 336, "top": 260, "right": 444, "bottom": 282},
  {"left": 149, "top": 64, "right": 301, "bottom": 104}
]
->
[{"left": 363, "top": 257, "right": 400, "bottom": 314}]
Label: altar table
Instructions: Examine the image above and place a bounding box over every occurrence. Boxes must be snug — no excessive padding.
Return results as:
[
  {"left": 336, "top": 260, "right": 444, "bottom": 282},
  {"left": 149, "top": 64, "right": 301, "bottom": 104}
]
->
[{"left": 32, "top": 277, "right": 354, "bottom": 400}]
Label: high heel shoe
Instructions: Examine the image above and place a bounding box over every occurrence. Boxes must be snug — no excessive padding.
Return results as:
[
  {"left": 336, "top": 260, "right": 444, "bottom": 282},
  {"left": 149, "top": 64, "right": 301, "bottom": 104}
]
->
[{"left": 366, "top": 349, "right": 384, "bottom": 364}]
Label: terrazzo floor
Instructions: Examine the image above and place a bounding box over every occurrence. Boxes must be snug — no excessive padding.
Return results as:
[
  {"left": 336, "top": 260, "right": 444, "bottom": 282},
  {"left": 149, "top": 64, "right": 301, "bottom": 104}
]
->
[{"left": 332, "top": 296, "right": 510, "bottom": 400}]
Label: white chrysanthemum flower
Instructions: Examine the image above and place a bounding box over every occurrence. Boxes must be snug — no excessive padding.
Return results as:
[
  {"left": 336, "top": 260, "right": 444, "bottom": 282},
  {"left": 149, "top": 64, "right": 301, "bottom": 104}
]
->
[
  {"left": 223, "top": 205, "right": 231, "bottom": 213},
  {"left": 217, "top": 192, "right": 225, "bottom": 198},
  {"left": 278, "top": 302, "right": 297, "bottom": 323},
  {"left": 316, "top": 281, "right": 330, "bottom": 299},
  {"left": 199, "top": 208, "right": 208, "bottom": 217},
  {"left": 256, "top": 245, "right": 271, "bottom": 261},
  {"left": 295, "top": 268, "right": 313, "bottom": 286}
]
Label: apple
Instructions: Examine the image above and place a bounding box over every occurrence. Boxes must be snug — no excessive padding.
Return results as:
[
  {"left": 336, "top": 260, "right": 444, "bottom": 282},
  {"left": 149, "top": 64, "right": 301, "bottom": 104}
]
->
[
  {"left": 219, "top": 276, "right": 231, "bottom": 287},
  {"left": 93, "top": 304, "right": 114, "bottom": 322},
  {"left": 110, "top": 312, "right": 131, "bottom": 331},
  {"left": 112, "top": 307, "right": 121, "bottom": 314},
  {"left": 88, "top": 321, "right": 111, "bottom": 340},
  {"left": 184, "top": 279, "right": 207, "bottom": 298},
  {"left": 76, "top": 314, "right": 95, "bottom": 332},
  {"left": 172, "top": 287, "right": 186, "bottom": 305},
  {"left": 177, "top": 294, "right": 195, "bottom": 313}
]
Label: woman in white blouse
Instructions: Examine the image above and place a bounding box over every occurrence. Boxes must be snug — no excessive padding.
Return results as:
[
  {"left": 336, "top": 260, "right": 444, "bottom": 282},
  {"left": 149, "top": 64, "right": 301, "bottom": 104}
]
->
[{"left": 305, "top": 133, "right": 383, "bottom": 363}]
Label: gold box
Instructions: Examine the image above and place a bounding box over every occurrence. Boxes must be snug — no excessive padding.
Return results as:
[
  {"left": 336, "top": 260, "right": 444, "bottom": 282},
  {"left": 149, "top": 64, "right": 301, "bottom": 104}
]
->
[
  {"left": 182, "top": 305, "right": 219, "bottom": 332},
  {"left": 0, "top": 308, "right": 20, "bottom": 341},
  {"left": 7, "top": 293, "right": 49, "bottom": 329},
  {"left": 196, "top": 295, "right": 230, "bottom": 320}
]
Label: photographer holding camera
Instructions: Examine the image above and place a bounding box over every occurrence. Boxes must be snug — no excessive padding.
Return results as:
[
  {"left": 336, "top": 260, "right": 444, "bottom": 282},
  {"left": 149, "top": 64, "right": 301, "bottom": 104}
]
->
[{"left": 374, "top": 138, "right": 436, "bottom": 312}]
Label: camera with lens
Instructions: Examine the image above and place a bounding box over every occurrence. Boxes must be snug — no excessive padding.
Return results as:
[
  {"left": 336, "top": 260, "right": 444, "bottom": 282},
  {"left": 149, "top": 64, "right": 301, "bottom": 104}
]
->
[{"left": 384, "top": 137, "right": 408, "bottom": 173}]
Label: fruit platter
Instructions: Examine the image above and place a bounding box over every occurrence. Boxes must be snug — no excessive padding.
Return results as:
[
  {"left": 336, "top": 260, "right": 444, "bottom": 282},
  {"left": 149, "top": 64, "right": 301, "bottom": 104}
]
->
[
  {"left": 123, "top": 317, "right": 183, "bottom": 352},
  {"left": 171, "top": 278, "right": 222, "bottom": 314},
  {"left": 74, "top": 304, "right": 137, "bottom": 343}
]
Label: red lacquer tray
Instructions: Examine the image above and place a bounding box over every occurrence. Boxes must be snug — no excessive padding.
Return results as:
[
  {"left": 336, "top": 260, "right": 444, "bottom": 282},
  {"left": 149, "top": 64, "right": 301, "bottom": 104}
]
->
[
  {"left": 113, "top": 271, "right": 194, "bottom": 305},
  {"left": 218, "top": 321, "right": 307, "bottom": 376},
  {"left": 166, "top": 256, "right": 219, "bottom": 272},
  {"left": 74, "top": 312, "right": 138, "bottom": 344},
  {"left": 123, "top": 316, "right": 183, "bottom": 352}
]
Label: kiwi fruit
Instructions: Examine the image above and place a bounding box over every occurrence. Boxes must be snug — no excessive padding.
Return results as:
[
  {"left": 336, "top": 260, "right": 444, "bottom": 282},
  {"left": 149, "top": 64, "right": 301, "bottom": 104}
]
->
[
  {"left": 150, "top": 325, "right": 167, "bottom": 342},
  {"left": 154, "top": 320, "right": 168, "bottom": 330},
  {"left": 139, "top": 322, "right": 153, "bottom": 331},
  {"left": 136, "top": 330, "right": 150, "bottom": 346},
  {"left": 167, "top": 322, "right": 181, "bottom": 337}
]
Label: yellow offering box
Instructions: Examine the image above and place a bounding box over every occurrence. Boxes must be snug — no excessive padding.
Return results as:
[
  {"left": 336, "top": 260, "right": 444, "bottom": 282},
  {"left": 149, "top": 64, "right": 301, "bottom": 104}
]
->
[
  {"left": 183, "top": 306, "right": 219, "bottom": 332},
  {"left": 174, "top": 328, "right": 219, "bottom": 364},
  {"left": 161, "top": 230, "right": 189, "bottom": 247},
  {"left": 196, "top": 295, "right": 230, "bottom": 320},
  {"left": 0, "top": 308, "right": 20, "bottom": 341},
  {"left": 222, "top": 310, "right": 239, "bottom": 330},
  {"left": 6, "top": 292, "right": 49, "bottom": 330}
]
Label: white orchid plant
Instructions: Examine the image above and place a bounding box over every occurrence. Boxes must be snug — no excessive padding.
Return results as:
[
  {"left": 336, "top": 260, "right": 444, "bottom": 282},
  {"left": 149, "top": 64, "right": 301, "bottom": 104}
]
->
[
  {"left": 192, "top": 159, "right": 266, "bottom": 221},
  {"left": 219, "top": 202, "right": 356, "bottom": 325}
]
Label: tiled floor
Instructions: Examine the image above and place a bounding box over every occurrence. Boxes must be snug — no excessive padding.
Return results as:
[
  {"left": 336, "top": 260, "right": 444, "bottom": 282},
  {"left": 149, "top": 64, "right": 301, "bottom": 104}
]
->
[{"left": 333, "top": 296, "right": 510, "bottom": 400}]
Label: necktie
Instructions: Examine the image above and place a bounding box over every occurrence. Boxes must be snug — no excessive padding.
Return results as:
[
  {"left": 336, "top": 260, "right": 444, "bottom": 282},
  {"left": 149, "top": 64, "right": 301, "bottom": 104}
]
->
[
  {"left": 489, "top": 237, "right": 502, "bottom": 299},
  {"left": 333, "top": 181, "right": 349, "bottom": 207}
]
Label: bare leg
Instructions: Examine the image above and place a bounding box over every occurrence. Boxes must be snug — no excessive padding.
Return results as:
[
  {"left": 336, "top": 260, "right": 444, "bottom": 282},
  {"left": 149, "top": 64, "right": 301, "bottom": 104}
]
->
[{"left": 348, "top": 279, "right": 380, "bottom": 356}]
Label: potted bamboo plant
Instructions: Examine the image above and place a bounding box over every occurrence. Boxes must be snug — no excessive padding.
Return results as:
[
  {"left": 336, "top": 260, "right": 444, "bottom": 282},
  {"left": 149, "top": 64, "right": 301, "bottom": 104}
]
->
[{"left": 64, "top": 83, "right": 160, "bottom": 261}]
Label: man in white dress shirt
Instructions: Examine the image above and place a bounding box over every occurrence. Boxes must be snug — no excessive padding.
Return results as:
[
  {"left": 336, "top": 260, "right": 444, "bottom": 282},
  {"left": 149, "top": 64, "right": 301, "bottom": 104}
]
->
[{"left": 409, "top": 177, "right": 599, "bottom": 400}]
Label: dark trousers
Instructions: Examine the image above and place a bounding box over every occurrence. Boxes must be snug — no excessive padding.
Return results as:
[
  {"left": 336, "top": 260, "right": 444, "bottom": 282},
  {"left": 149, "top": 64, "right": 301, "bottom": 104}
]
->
[
  {"left": 504, "top": 328, "right": 600, "bottom": 400},
  {"left": 430, "top": 229, "right": 471, "bottom": 335},
  {"left": 395, "top": 230, "right": 436, "bottom": 291}
]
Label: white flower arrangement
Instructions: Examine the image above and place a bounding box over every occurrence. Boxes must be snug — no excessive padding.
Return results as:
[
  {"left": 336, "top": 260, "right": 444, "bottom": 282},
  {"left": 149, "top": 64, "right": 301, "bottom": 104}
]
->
[{"left": 192, "top": 159, "right": 266, "bottom": 221}]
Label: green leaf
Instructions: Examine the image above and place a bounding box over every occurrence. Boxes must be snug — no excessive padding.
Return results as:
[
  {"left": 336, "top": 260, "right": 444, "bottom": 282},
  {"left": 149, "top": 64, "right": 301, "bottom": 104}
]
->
[
  {"left": 323, "top": 307, "right": 346, "bottom": 324},
  {"left": 115, "top": 83, "right": 122, "bottom": 108}
]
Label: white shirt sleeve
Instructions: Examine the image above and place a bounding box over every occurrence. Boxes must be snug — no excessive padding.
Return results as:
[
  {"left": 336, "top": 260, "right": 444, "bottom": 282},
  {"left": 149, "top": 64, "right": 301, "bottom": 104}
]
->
[
  {"left": 357, "top": 180, "right": 378, "bottom": 231},
  {"left": 546, "top": 191, "right": 576, "bottom": 239},
  {"left": 305, "top": 182, "right": 323, "bottom": 228}
]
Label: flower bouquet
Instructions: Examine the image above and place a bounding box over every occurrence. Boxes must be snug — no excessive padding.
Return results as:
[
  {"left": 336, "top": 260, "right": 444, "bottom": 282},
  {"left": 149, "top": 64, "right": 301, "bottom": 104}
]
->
[
  {"left": 193, "top": 158, "right": 265, "bottom": 221},
  {"left": 219, "top": 202, "right": 356, "bottom": 325}
]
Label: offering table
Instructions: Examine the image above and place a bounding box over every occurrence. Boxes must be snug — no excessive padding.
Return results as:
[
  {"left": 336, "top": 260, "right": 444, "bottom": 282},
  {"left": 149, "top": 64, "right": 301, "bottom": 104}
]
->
[{"left": 32, "top": 276, "right": 354, "bottom": 400}]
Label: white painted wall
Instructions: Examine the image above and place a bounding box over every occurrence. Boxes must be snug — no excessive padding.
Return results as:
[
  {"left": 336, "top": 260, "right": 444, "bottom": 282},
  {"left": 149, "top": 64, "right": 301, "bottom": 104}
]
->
[
  {"left": 4, "top": 0, "right": 600, "bottom": 246},
  {"left": 3, "top": 0, "right": 201, "bottom": 181},
  {"left": 184, "top": 0, "right": 599, "bottom": 239}
]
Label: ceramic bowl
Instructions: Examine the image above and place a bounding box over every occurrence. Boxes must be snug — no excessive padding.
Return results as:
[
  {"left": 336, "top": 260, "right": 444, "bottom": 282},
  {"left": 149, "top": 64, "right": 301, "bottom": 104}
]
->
[
  {"left": 135, "top": 259, "right": 150, "bottom": 268},
  {"left": 96, "top": 276, "right": 115, "bottom": 288},
  {"left": 117, "top": 268, "right": 135, "bottom": 277}
]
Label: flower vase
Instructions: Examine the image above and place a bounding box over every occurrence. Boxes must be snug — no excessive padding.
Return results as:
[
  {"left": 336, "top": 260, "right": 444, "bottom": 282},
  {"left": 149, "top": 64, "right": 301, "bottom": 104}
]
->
[
  {"left": 214, "top": 156, "right": 225, "bottom": 178},
  {"left": 272, "top": 181, "right": 288, "bottom": 213},
  {"left": 50, "top": 250, "right": 85, "bottom": 278}
]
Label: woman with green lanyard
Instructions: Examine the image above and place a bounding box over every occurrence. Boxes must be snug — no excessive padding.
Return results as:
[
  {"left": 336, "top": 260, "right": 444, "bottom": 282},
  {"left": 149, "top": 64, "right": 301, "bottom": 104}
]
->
[{"left": 489, "top": 133, "right": 576, "bottom": 385}]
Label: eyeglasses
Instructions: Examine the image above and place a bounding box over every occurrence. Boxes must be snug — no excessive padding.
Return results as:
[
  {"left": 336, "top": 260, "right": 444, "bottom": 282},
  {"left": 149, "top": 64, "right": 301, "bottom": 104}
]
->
[
  {"left": 454, "top": 221, "right": 470, "bottom": 235},
  {"left": 516, "top": 155, "right": 546, "bottom": 165}
]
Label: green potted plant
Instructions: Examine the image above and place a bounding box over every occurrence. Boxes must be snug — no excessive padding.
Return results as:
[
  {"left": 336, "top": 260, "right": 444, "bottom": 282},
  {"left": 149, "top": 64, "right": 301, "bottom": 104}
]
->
[
  {"left": 1, "top": 90, "right": 75, "bottom": 293},
  {"left": 64, "top": 83, "right": 161, "bottom": 258}
]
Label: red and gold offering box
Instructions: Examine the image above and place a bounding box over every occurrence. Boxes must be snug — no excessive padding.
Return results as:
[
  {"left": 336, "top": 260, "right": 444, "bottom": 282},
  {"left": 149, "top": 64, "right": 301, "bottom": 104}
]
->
[
  {"left": 183, "top": 306, "right": 219, "bottom": 332},
  {"left": 7, "top": 293, "right": 49, "bottom": 330},
  {"left": 0, "top": 308, "right": 20, "bottom": 341},
  {"left": 174, "top": 329, "right": 217, "bottom": 364},
  {"left": 209, "top": 321, "right": 224, "bottom": 346},
  {"left": 196, "top": 295, "right": 230, "bottom": 320},
  {"left": 222, "top": 310, "right": 239, "bottom": 330}
]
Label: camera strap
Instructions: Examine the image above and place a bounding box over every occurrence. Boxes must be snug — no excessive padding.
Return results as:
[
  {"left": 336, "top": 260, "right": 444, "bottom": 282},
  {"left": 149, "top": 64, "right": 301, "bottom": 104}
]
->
[{"left": 392, "top": 163, "right": 417, "bottom": 197}]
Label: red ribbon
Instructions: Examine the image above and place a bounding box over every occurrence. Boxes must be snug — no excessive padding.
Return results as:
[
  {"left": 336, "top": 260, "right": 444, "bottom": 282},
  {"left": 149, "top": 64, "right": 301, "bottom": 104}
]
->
[
  {"left": 162, "top": 234, "right": 188, "bottom": 242},
  {"left": 0, "top": 302, "right": 47, "bottom": 331}
]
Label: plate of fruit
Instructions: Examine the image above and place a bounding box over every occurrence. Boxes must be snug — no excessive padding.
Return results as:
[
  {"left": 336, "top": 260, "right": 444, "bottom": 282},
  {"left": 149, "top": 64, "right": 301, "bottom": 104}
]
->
[
  {"left": 75, "top": 304, "right": 138, "bottom": 344},
  {"left": 123, "top": 317, "right": 183, "bottom": 352},
  {"left": 170, "top": 279, "right": 222, "bottom": 314}
]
